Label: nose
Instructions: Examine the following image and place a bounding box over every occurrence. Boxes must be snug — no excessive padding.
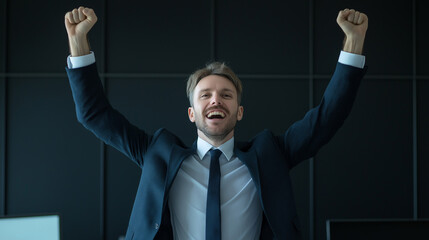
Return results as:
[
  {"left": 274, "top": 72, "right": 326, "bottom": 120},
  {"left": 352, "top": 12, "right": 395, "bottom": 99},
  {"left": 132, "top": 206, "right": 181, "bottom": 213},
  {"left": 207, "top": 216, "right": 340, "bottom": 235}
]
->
[{"left": 210, "top": 93, "right": 222, "bottom": 105}]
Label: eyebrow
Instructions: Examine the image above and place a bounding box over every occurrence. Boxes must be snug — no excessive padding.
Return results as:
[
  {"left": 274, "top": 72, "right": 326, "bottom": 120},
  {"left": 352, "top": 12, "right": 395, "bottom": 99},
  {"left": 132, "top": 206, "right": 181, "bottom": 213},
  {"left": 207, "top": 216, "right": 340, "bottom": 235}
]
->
[{"left": 198, "top": 88, "right": 235, "bottom": 93}]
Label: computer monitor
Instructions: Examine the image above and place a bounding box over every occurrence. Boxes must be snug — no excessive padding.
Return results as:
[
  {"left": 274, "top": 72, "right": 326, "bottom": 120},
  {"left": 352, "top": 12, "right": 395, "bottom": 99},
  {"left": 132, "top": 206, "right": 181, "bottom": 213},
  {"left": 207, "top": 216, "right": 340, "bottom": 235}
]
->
[
  {"left": 327, "top": 219, "right": 429, "bottom": 240},
  {"left": 0, "top": 213, "right": 61, "bottom": 240}
]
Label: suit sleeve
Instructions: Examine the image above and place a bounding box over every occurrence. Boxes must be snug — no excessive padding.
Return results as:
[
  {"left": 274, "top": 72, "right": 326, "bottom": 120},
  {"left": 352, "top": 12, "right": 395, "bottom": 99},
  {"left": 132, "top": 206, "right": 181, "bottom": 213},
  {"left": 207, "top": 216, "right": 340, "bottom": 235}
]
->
[
  {"left": 279, "top": 63, "right": 367, "bottom": 168},
  {"left": 66, "top": 63, "right": 150, "bottom": 167}
]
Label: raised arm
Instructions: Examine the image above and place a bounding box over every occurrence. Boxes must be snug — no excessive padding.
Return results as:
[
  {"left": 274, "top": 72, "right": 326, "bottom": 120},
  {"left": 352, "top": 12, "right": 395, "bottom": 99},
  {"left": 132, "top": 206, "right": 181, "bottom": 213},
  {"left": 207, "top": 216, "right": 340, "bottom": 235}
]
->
[
  {"left": 280, "top": 9, "right": 368, "bottom": 168},
  {"left": 64, "top": 7, "right": 151, "bottom": 167},
  {"left": 64, "top": 6, "right": 97, "bottom": 56}
]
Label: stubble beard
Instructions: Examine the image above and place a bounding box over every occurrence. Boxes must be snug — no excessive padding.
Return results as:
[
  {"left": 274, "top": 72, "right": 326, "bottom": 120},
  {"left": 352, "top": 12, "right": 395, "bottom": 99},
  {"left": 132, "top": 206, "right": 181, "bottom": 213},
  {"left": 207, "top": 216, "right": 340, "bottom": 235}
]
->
[{"left": 195, "top": 112, "right": 237, "bottom": 143}]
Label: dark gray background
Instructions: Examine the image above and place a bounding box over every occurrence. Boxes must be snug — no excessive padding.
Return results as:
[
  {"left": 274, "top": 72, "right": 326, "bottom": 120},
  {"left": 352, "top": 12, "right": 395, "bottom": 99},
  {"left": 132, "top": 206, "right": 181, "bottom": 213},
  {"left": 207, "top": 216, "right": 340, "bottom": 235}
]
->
[{"left": 0, "top": 0, "right": 427, "bottom": 240}]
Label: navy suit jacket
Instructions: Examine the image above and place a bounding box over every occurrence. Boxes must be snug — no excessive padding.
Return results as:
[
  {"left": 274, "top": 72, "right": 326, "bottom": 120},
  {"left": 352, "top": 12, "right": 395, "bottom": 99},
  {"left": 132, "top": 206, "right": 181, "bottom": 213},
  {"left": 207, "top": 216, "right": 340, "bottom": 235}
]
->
[{"left": 66, "top": 62, "right": 366, "bottom": 240}]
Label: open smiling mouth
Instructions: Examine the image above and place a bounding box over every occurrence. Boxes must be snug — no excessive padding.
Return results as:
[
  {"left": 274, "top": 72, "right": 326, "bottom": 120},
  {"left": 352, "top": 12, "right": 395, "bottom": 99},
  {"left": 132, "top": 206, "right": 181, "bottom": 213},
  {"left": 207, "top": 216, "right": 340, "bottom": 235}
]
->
[{"left": 206, "top": 111, "right": 226, "bottom": 119}]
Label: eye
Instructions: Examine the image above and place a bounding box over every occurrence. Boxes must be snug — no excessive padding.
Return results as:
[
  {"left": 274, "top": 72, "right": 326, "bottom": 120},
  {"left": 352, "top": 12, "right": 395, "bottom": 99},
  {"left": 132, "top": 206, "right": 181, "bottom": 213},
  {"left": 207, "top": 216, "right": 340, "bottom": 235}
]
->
[
  {"left": 223, "top": 94, "right": 232, "bottom": 99},
  {"left": 200, "top": 93, "right": 209, "bottom": 98}
]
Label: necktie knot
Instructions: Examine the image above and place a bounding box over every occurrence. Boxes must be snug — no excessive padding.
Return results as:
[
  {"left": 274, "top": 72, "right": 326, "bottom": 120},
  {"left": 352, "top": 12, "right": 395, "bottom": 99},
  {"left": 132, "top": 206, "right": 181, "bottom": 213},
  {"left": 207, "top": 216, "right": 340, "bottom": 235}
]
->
[{"left": 210, "top": 149, "right": 222, "bottom": 160}]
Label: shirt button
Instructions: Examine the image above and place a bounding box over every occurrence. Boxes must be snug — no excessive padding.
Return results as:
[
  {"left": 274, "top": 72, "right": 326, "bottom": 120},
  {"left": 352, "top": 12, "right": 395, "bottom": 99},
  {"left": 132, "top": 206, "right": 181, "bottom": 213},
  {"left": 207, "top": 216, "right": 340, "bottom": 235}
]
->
[{"left": 154, "top": 223, "right": 159, "bottom": 230}]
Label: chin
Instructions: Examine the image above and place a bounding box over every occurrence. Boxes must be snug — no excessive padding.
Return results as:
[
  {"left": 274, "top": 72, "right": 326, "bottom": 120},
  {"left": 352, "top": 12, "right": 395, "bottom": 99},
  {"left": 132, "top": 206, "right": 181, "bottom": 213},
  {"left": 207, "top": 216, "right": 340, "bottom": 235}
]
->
[{"left": 205, "top": 127, "right": 234, "bottom": 139}]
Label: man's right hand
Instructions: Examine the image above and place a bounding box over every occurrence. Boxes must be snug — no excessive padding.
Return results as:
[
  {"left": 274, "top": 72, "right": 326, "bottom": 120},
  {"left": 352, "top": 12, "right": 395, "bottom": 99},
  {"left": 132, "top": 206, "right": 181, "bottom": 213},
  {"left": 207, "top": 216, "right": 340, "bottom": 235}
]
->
[{"left": 65, "top": 7, "right": 97, "bottom": 56}]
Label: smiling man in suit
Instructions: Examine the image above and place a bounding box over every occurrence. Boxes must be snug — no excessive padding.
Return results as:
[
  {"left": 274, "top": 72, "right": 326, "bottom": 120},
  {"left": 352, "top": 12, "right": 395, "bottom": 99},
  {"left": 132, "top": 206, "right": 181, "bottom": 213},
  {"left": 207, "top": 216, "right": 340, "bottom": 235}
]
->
[{"left": 65, "top": 6, "right": 368, "bottom": 240}]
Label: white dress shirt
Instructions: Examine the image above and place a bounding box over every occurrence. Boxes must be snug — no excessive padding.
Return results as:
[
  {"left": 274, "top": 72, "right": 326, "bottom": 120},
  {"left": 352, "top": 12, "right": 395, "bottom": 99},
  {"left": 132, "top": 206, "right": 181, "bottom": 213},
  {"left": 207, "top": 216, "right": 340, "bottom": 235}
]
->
[
  {"left": 168, "top": 137, "right": 262, "bottom": 240},
  {"left": 66, "top": 51, "right": 365, "bottom": 239}
]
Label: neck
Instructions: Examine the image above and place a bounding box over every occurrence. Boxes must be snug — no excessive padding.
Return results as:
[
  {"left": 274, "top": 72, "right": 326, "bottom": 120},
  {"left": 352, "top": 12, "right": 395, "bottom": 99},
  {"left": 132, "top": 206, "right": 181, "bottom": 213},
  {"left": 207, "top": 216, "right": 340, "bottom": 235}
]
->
[{"left": 197, "top": 130, "right": 234, "bottom": 147}]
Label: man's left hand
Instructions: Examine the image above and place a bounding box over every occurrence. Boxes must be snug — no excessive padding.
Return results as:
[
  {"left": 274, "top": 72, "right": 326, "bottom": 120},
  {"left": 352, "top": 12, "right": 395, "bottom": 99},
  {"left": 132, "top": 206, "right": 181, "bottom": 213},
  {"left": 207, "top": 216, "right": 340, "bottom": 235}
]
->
[{"left": 337, "top": 9, "right": 368, "bottom": 54}]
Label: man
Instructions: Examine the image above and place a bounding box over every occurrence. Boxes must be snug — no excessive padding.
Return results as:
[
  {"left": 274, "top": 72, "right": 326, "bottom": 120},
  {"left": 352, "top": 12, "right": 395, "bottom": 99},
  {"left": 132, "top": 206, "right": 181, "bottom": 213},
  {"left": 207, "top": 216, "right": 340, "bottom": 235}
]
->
[{"left": 65, "top": 6, "right": 368, "bottom": 240}]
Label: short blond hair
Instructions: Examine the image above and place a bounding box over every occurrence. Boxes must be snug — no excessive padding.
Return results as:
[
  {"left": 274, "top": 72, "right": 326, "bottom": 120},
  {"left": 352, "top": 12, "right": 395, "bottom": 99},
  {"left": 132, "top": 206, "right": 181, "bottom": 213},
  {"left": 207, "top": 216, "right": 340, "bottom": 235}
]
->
[{"left": 186, "top": 62, "right": 242, "bottom": 106}]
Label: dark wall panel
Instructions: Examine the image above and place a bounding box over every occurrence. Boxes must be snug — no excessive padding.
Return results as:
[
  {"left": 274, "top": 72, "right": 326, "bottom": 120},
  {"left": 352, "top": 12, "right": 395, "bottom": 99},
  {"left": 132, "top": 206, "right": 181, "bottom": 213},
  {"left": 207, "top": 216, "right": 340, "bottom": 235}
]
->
[
  {"left": 216, "top": 0, "right": 309, "bottom": 75},
  {"left": 235, "top": 78, "right": 308, "bottom": 139},
  {"left": 1, "top": 0, "right": 6, "bottom": 216},
  {"left": 0, "top": 0, "right": 5, "bottom": 72},
  {"left": 7, "top": 78, "right": 101, "bottom": 240},
  {"left": 105, "top": 77, "right": 195, "bottom": 239},
  {"left": 8, "top": 0, "right": 103, "bottom": 73},
  {"left": 0, "top": 78, "right": 4, "bottom": 215},
  {"left": 314, "top": 0, "right": 412, "bottom": 75},
  {"left": 417, "top": 0, "right": 429, "bottom": 75},
  {"left": 415, "top": 0, "right": 428, "bottom": 218},
  {"left": 418, "top": 79, "right": 429, "bottom": 218},
  {"left": 106, "top": 0, "right": 211, "bottom": 74},
  {"left": 314, "top": 78, "right": 413, "bottom": 240},
  {"left": 106, "top": 78, "right": 195, "bottom": 144}
]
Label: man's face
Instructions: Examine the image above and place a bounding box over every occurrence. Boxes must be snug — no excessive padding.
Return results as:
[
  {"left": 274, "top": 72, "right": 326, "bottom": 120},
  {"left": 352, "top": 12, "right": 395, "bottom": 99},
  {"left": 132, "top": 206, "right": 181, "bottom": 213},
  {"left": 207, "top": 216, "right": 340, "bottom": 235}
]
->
[{"left": 188, "top": 75, "right": 243, "bottom": 144}]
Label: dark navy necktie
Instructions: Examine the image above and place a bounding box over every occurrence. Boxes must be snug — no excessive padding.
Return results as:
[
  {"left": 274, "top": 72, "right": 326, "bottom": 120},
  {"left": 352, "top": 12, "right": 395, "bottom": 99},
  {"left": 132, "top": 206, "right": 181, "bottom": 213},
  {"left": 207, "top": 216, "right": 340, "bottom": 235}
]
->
[{"left": 206, "top": 149, "right": 222, "bottom": 240}]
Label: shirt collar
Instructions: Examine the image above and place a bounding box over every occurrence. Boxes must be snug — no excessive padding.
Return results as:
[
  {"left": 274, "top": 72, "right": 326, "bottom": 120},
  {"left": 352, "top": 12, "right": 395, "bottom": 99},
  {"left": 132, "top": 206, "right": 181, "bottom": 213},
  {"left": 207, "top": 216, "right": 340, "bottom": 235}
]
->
[{"left": 197, "top": 137, "right": 234, "bottom": 161}]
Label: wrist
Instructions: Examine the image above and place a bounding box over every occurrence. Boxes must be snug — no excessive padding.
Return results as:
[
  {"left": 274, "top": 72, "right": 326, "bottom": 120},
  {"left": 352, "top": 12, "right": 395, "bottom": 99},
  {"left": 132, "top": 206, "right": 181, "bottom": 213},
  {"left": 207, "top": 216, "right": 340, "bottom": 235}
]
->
[
  {"left": 343, "top": 34, "right": 365, "bottom": 55},
  {"left": 68, "top": 35, "right": 90, "bottom": 57}
]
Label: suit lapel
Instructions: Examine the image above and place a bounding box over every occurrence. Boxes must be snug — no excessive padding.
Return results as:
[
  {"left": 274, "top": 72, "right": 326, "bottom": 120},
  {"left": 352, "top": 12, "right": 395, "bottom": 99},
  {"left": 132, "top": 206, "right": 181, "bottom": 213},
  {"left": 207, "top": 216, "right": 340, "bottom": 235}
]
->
[
  {"left": 164, "top": 141, "right": 197, "bottom": 200},
  {"left": 235, "top": 147, "right": 261, "bottom": 190}
]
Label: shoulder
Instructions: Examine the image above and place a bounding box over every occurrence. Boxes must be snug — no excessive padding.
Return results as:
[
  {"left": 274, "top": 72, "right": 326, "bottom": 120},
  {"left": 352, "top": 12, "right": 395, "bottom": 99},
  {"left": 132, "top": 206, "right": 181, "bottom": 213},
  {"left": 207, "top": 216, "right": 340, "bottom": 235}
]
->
[
  {"left": 151, "top": 128, "right": 191, "bottom": 149},
  {"left": 236, "top": 129, "right": 278, "bottom": 151}
]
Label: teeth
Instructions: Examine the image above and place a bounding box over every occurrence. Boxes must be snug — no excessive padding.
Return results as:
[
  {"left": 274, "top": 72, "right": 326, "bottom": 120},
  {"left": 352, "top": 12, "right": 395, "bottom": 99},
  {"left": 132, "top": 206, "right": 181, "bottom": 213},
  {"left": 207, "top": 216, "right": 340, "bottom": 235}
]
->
[{"left": 207, "top": 111, "right": 225, "bottom": 118}]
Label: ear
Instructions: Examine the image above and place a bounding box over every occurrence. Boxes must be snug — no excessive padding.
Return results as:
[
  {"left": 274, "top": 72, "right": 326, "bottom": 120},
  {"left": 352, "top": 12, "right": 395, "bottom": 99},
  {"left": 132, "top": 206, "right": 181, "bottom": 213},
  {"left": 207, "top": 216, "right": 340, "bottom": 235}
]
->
[
  {"left": 237, "top": 106, "right": 244, "bottom": 121},
  {"left": 188, "top": 107, "right": 195, "bottom": 122}
]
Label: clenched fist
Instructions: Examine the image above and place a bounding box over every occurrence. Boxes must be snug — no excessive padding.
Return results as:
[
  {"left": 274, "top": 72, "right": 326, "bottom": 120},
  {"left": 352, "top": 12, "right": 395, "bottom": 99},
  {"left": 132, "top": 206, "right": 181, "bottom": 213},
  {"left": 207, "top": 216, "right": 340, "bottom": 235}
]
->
[
  {"left": 337, "top": 9, "right": 368, "bottom": 55},
  {"left": 64, "top": 7, "right": 98, "bottom": 56}
]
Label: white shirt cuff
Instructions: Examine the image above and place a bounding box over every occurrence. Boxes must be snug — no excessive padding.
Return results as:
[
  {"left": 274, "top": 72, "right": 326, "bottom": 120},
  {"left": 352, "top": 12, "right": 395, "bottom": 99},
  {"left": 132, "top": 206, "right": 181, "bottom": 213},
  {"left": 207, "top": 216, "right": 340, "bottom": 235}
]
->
[
  {"left": 66, "top": 51, "right": 364, "bottom": 70},
  {"left": 67, "top": 52, "right": 96, "bottom": 69},
  {"left": 338, "top": 51, "right": 365, "bottom": 69}
]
